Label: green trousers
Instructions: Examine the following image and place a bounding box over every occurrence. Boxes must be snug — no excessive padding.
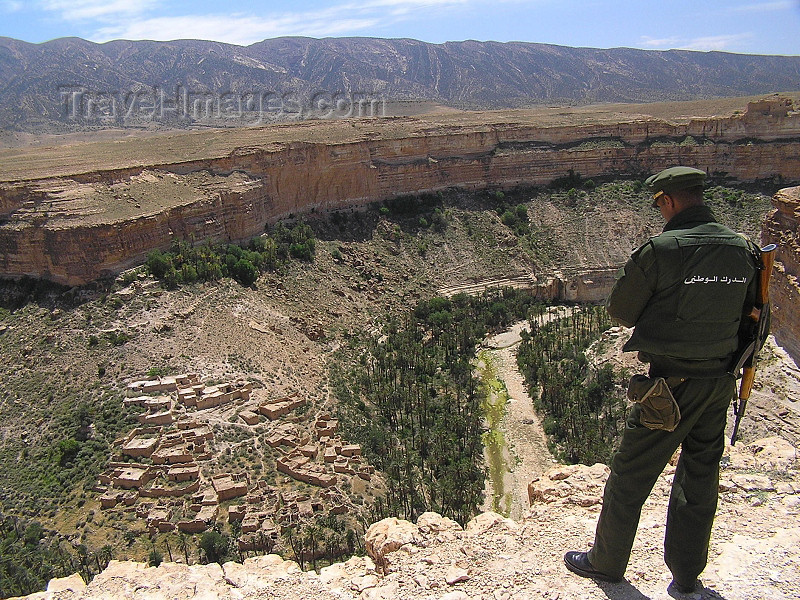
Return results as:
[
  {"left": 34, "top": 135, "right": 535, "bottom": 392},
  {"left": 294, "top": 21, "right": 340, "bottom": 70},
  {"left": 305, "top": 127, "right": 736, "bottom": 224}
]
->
[{"left": 587, "top": 374, "right": 734, "bottom": 583}]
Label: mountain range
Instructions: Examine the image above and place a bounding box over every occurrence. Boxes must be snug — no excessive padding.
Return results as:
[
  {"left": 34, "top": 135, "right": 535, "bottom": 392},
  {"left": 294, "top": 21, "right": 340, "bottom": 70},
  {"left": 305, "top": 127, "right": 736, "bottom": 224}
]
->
[{"left": 1, "top": 36, "right": 799, "bottom": 132}]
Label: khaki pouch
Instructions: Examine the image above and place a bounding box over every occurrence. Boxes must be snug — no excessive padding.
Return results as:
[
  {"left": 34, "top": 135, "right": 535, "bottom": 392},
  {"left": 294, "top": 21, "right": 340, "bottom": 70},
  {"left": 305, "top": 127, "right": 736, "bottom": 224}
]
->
[{"left": 627, "top": 375, "right": 681, "bottom": 432}]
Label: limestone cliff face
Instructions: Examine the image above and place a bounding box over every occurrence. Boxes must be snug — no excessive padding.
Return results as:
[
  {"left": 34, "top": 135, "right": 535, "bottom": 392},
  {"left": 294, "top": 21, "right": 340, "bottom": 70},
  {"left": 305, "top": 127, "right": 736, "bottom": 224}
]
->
[
  {"left": 763, "top": 186, "right": 800, "bottom": 363},
  {"left": 2, "top": 97, "right": 800, "bottom": 287}
]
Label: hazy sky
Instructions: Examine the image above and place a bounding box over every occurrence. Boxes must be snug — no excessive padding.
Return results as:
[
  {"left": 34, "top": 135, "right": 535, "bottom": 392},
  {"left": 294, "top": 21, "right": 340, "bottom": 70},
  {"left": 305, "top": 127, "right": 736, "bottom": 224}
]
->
[{"left": 1, "top": 0, "right": 798, "bottom": 55}]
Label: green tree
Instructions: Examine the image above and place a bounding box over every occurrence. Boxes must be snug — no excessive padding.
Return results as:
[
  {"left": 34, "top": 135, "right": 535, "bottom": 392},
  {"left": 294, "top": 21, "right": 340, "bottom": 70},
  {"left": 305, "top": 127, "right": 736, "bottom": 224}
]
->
[
  {"left": 57, "top": 439, "right": 80, "bottom": 466},
  {"left": 145, "top": 250, "right": 172, "bottom": 279},
  {"left": 233, "top": 259, "right": 258, "bottom": 286},
  {"left": 23, "top": 523, "right": 43, "bottom": 546},
  {"left": 199, "top": 531, "right": 229, "bottom": 564},
  {"left": 180, "top": 263, "right": 198, "bottom": 283},
  {"left": 501, "top": 210, "right": 518, "bottom": 228}
]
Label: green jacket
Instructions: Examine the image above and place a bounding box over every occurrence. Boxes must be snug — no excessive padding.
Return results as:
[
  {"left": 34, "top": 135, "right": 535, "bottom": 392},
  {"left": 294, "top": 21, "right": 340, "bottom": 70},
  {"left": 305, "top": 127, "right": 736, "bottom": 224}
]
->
[{"left": 607, "top": 205, "right": 758, "bottom": 377}]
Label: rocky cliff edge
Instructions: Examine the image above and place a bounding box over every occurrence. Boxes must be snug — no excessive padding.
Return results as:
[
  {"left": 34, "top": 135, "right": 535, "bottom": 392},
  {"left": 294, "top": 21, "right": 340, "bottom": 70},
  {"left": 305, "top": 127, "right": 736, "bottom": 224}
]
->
[
  {"left": 764, "top": 186, "right": 800, "bottom": 363},
  {"left": 2, "top": 96, "right": 800, "bottom": 286},
  {"left": 14, "top": 437, "right": 799, "bottom": 600}
]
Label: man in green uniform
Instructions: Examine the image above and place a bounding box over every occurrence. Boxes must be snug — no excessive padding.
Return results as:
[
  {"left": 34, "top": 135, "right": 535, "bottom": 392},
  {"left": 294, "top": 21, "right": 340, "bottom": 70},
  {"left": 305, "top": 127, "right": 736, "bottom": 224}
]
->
[{"left": 564, "top": 166, "right": 759, "bottom": 596}]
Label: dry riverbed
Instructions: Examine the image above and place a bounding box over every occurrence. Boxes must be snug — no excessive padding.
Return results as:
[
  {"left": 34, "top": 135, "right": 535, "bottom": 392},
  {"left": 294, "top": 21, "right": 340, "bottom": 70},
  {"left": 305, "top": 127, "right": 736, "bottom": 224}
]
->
[{"left": 479, "top": 315, "right": 565, "bottom": 520}]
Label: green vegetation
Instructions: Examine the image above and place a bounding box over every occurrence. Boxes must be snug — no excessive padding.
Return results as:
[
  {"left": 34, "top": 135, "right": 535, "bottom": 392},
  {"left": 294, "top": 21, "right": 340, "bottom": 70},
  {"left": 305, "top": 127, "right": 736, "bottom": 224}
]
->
[
  {"left": 334, "top": 289, "right": 549, "bottom": 525},
  {"left": 0, "top": 177, "right": 778, "bottom": 593},
  {"left": 497, "top": 202, "right": 531, "bottom": 236},
  {"left": 147, "top": 548, "right": 163, "bottom": 567},
  {"left": 199, "top": 530, "right": 231, "bottom": 564},
  {"left": 478, "top": 351, "right": 512, "bottom": 516},
  {"left": 0, "top": 515, "right": 115, "bottom": 598},
  {"left": 573, "top": 139, "right": 626, "bottom": 151},
  {"left": 516, "top": 306, "right": 627, "bottom": 464},
  {"left": 0, "top": 388, "right": 143, "bottom": 517},
  {"left": 0, "top": 516, "right": 60, "bottom": 597},
  {"left": 145, "top": 221, "right": 316, "bottom": 288},
  {"left": 377, "top": 192, "right": 449, "bottom": 233},
  {"left": 703, "top": 186, "right": 773, "bottom": 240}
]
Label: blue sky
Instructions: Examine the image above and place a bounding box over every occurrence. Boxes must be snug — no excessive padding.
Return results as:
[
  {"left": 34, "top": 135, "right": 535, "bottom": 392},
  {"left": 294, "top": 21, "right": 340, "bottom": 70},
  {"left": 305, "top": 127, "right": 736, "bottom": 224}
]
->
[{"left": 1, "top": 0, "right": 798, "bottom": 55}]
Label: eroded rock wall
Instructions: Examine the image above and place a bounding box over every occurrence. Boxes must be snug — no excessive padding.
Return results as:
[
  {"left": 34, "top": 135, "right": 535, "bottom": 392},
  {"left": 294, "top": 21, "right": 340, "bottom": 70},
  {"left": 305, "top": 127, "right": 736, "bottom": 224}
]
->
[
  {"left": 2, "top": 101, "right": 800, "bottom": 286},
  {"left": 763, "top": 186, "right": 800, "bottom": 364}
]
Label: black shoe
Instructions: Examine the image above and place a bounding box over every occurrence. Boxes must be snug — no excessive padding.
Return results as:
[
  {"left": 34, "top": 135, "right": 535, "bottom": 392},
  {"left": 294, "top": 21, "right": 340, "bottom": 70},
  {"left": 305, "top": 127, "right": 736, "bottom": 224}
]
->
[
  {"left": 667, "top": 579, "right": 702, "bottom": 598},
  {"left": 563, "top": 551, "right": 621, "bottom": 583}
]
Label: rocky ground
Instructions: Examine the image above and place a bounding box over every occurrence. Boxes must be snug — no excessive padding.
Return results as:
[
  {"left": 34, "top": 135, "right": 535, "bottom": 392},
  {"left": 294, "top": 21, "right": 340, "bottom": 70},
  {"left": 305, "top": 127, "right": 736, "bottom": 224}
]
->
[{"left": 15, "top": 434, "right": 799, "bottom": 600}]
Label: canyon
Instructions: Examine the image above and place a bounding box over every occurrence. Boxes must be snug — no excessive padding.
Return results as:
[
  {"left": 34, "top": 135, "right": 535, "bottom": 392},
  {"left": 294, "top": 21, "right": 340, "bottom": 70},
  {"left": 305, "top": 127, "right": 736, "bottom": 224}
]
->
[
  {"left": 2, "top": 95, "right": 800, "bottom": 600},
  {"left": 1, "top": 95, "right": 799, "bottom": 287}
]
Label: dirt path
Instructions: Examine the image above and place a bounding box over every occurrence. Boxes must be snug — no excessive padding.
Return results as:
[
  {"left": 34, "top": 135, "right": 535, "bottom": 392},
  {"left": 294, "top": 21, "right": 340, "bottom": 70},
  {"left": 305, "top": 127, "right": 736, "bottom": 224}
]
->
[{"left": 481, "top": 319, "right": 561, "bottom": 520}]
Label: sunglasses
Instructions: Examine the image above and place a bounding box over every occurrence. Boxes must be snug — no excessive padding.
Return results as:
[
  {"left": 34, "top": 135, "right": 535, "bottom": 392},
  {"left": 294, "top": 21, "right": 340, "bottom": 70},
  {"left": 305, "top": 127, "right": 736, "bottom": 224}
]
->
[{"left": 651, "top": 190, "right": 666, "bottom": 208}]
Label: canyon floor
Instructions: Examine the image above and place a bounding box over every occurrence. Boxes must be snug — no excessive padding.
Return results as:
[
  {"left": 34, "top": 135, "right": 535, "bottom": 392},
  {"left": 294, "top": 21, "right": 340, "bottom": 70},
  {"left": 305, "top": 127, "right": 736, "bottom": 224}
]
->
[
  {"left": 15, "top": 398, "right": 800, "bottom": 600},
  {"left": 8, "top": 297, "right": 800, "bottom": 600}
]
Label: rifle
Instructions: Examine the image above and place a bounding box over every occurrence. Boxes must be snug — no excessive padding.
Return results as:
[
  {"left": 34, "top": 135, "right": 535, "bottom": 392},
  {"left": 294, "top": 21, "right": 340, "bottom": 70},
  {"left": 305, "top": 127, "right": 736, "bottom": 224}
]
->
[{"left": 730, "top": 243, "right": 777, "bottom": 445}]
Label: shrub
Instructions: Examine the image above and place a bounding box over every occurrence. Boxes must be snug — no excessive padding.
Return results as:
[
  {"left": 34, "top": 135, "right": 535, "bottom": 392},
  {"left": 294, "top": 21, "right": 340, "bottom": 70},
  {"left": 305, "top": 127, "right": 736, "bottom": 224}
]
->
[
  {"left": 431, "top": 209, "right": 448, "bottom": 233},
  {"left": 199, "top": 531, "right": 229, "bottom": 564},
  {"left": 145, "top": 250, "right": 172, "bottom": 279},
  {"left": 232, "top": 259, "right": 258, "bottom": 286},
  {"left": 148, "top": 548, "right": 163, "bottom": 567},
  {"left": 249, "top": 236, "right": 267, "bottom": 252},
  {"left": 289, "top": 241, "right": 314, "bottom": 261},
  {"left": 226, "top": 244, "right": 243, "bottom": 259},
  {"left": 501, "top": 210, "right": 518, "bottom": 228},
  {"left": 58, "top": 439, "right": 80, "bottom": 466},
  {"left": 163, "top": 267, "right": 179, "bottom": 289},
  {"left": 23, "top": 522, "right": 43, "bottom": 546},
  {"left": 106, "top": 331, "right": 129, "bottom": 346}
]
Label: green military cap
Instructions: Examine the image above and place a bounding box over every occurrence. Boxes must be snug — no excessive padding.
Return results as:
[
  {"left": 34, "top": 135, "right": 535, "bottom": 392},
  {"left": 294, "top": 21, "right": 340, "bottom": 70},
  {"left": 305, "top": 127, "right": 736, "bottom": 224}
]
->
[{"left": 645, "top": 166, "right": 706, "bottom": 194}]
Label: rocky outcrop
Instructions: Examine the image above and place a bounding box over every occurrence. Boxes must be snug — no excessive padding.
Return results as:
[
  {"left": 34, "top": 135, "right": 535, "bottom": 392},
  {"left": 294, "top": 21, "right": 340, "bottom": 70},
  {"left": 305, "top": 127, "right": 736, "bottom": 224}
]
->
[
  {"left": 1, "top": 97, "right": 800, "bottom": 286},
  {"left": 13, "top": 437, "right": 799, "bottom": 600},
  {"left": 763, "top": 186, "right": 800, "bottom": 364}
]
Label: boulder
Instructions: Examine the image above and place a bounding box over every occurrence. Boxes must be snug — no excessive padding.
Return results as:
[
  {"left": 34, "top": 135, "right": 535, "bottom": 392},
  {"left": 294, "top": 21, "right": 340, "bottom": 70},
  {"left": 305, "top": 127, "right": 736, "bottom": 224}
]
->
[
  {"left": 364, "top": 517, "right": 422, "bottom": 564},
  {"left": 416, "top": 512, "right": 462, "bottom": 534},
  {"left": 465, "top": 511, "right": 518, "bottom": 536},
  {"left": 46, "top": 573, "right": 87, "bottom": 594},
  {"left": 528, "top": 463, "right": 609, "bottom": 507}
]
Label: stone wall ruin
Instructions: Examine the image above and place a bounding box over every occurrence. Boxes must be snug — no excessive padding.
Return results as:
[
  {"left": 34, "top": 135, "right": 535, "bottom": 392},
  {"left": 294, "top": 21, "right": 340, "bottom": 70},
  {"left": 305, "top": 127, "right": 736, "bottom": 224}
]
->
[{"left": 95, "top": 374, "right": 374, "bottom": 544}]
